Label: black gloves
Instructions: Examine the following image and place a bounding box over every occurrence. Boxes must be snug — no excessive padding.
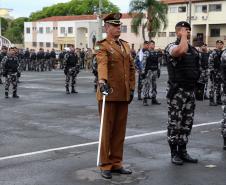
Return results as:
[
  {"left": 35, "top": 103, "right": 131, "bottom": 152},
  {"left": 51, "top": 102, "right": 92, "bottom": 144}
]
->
[
  {"left": 64, "top": 68, "right": 68, "bottom": 75},
  {"left": 99, "top": 83, "right": 110, "bottom": 95},
  {"left": 157, "top": 69, "right": 161, "bottom": 78},
  {"left": 129, "top": 90, "right": 134, "bottom": 104}
]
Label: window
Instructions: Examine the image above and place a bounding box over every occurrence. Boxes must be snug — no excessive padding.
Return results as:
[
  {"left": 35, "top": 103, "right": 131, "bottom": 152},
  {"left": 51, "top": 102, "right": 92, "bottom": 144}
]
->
[
  {"left": 178, "top": 6, "right": 186, "bottom": 13},
  {"left": 121, "top": 25, "right": 127, "bottom": 33},
  {"left": 210, "top": 28, "right": 220, "bottom": 37},
  {"left": 32, "top": 27, "right": 36, "bottom": 31},
  {"left": 53, "top": 27, "right": 58, "bottom": 30},
  {"left": 68, "top": 27, "right": 73, "bottom": 34},
  {"left": 46, "top": 42, "right": 51, "bottom": 47},
  {"left": 195, "top": 5, "right": 207, "bottom": 13},
  {"left": 60, "top": 27, "right": 65, "bottom": 34},
  {"left": 169, "top": 7, "right": 177, "bottom": 13},
  {"left": 32, "top": 42, "right": 37, "bottom": 47},
  {"left": 46, "top": 27, "right": 51, "bottom": 33},
  {"left": 169, "top": 32, "right": 176, "bottom": 37},
  {"left": 158, "top": 32, "right": 166, "bottom": 37},
  {"left": 53, "top": 43, "right": 58, "bottom": 48},
  {"left": 209, "top": 4, "right": 222, "bottom": 12},
  {"left": 39, "top": 27, "right": 43, "bottom": 34},
  {"left": 39, "top": 42, "right": 44, "bottom": 47},
  {"left": 26, "top": 28, "right": 31, "bottom": 34}
]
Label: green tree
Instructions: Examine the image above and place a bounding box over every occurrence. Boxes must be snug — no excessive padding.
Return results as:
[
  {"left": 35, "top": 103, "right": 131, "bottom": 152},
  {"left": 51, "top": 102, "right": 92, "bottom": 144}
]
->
[
  {"left": 129, "top": 0, "right": 168, "bottom": 41},
  {"left": 30, "top": 0, "right": 119, "bottom": 21},
  {"left": 3, "top": 17, "right": 29, "bottom": 44}
]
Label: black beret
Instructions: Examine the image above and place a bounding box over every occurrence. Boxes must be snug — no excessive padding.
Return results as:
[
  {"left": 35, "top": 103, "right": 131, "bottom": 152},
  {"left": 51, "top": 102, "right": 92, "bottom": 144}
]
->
[
  {"left": 216, "top": 40, "right": 224, "bottom": 44},
  {"left": 103, "top": 13, "right": 122, "bottom": 25},
  {"left": 175, "top": 21, "right": 191, "bottom": 30}
]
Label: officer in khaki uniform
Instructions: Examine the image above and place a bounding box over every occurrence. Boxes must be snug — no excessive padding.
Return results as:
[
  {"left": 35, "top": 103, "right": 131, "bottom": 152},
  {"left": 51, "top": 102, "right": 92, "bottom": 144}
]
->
[{"left": 95, "top": 13, "right": 135, "bottom": 179}]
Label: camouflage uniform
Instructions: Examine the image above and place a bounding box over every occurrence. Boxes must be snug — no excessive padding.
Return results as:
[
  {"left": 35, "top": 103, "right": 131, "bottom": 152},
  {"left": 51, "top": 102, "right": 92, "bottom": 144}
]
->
[
  {"left": 142, "top": 49, "right": 161, "bottom": 105},
  {"left": 2, "top": 55, "right": 20, "bottom": 98},
  {"left": 135, "top": 49, "right": 148, "bottom": 100},
  {"left": 220, "top": 49, "right": 226, "bottom": 149},
  {"left": 165, "top": 39, "right": 200, "bottom": 164},
  {"left": 64, "top": 51, "right": 80, "bottom": 93},
  {"left": 196, "top": 52, "right": 210, "bottom": 100},
  {"left": 0, "top": 51, "right": 7, "bottom": 84},
  {"left": 209, "top": 49, "right": 223, "bottom": 105}
]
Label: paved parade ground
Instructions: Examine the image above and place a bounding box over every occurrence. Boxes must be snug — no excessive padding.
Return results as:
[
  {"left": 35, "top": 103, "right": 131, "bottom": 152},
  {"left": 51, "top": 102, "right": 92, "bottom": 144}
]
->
[{"left": 0, "top": 68, "right": 225, "bottom": 185}]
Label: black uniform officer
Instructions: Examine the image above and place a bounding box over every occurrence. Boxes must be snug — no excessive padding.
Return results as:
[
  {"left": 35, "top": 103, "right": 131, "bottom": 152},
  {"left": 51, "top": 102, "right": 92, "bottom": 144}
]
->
[
  {"left": 2, "top": 47, "right": 20, "bottom": 98},
  {"left": 165, "top": 21, "right": 200, "bottom": 165},
  {"left": 64, "top": 47, "right": 80, "bottom": 94},
  {"left": 209, "top": 40, "right": 224, "bottom": 106},
  {"left": 0, "top": 46, "right": 8, "bottom": 84}
]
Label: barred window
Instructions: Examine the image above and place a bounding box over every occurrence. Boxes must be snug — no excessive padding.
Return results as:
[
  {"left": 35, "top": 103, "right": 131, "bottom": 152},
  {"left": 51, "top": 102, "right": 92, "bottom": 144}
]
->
[
  {"left": 169, "top": 32, "right": 176, "bottom": 37},
  {"left": 46, "top": 42, "right": 51, "bottom": 47},
  {"left": 158, "top": 32, "right": 166, "bottom": 37},
  {"left": 121, "top": 25, "right": 127, "bottom": 33},
  {"left": 32, "top": 42, "right": 37, "bottom": 47}
]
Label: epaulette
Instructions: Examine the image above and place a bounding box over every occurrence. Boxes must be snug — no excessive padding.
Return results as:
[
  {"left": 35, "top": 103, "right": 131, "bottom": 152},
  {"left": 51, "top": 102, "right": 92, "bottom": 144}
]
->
[{"left": 119, "top": 39, "right": 128, "bottom": 43}]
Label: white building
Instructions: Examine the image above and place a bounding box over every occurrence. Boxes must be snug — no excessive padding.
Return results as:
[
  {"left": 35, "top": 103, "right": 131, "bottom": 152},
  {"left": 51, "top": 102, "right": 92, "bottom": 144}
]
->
[{"left": 24, "top": 0, "right": 226, "bottom": 51}]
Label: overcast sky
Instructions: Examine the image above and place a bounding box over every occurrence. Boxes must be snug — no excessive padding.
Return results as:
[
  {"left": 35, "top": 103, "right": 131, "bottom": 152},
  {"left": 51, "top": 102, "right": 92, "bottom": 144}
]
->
[{"left": 0, "top": 0, "right": 131, "bottom": 18}]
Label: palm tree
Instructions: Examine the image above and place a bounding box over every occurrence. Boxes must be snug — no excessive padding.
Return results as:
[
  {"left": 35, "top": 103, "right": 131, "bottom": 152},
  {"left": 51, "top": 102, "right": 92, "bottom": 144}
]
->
[{"left": 129, "top": 0, "right": 168, "bottom": 41}]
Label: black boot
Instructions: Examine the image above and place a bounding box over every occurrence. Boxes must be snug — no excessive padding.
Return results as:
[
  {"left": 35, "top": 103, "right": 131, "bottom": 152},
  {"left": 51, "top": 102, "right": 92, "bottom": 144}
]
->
[
  {"left": 143, "top": 98, "right": 148, "bottom": 106},
  {"left": 217, "top": 96, "right": 222, "bottom": 105},
  {"left": 0, "top": 78, "right": 3, "bottom": 84},
  {"left": 223, "top": 137, "right": 226, "bottom": 150},
  {"left": 138, "top": 93, "right": 142, "bottom": 100},
  {"left": 152, "top": 98, "right": 161, "bottom": 105},
  {"left": 71, "top": 87, "right": 78, "bottom": 93},
  {"left": 5, "top": 92, "right": 9, "bottom": 98},
  {"left": 179, "top": 144, "right": 198, "bottom": 163},
  {"left": 12, "top": 92, "right": 19, "bottom": 98},
  {"left": 66, "top": 87, "right": 70, "bottom": 94},
  {"left": 170, "top": 144, "right": 183, "bottom": 165}
]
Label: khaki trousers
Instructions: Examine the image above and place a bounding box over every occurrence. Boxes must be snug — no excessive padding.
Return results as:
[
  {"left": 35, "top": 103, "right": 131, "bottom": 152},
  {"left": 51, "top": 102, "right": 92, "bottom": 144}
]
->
[{"left": 98, "top": 101, "right": 128, "bottom": 170}]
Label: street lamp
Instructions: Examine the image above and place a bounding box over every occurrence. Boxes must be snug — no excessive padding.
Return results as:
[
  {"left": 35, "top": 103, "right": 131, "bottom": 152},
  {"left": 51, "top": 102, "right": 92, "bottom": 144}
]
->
[{"left": 97, "top": 0, "right": 103, "bottom": 41}]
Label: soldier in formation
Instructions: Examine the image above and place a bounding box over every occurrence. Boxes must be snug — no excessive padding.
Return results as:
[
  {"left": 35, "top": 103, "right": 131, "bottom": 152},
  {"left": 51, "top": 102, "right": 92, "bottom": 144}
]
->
[
  {"left": 209, "top": 40, "right": 224, "bottom": 106},
  {"left": 0, "top": 46, "right": 8, "bottom": 84},
  {"left": 2, "top": 47, "right": 20, "bottom": 98},
  {"left": 63, "top": 47, "right": 80, "bottom": 94},
  {"left": 142, "top": 40, "right": 161, "bottom": 106}
]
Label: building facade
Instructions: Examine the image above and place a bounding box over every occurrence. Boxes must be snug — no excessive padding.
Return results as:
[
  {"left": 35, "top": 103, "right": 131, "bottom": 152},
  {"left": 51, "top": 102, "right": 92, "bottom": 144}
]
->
[{"left": 24, "top": 0, "right": 226, "bottom": 51}]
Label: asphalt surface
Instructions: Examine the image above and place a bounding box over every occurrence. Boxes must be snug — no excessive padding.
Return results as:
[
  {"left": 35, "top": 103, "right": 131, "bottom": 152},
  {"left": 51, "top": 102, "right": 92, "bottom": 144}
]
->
[{"left": 0, "top": 68, "right": 225, "bottom": 185}]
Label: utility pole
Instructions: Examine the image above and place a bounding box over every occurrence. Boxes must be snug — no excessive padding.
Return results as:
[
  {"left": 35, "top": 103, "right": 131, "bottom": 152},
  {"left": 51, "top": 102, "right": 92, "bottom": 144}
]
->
[
  {"left": 97, "top": 0, "right": 103, "bottom": 41},
  {"left": 188, "top": 0, "right": 192, "bottom": 25}
]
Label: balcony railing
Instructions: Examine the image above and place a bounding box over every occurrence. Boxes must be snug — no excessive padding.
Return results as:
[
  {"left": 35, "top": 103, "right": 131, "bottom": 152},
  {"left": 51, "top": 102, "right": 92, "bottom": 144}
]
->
[{"left": 0, "top": 35, "right": 11, "bottom": 48}]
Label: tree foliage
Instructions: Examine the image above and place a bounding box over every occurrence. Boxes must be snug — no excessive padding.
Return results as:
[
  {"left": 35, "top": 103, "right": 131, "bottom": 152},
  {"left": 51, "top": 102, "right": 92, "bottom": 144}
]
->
[
  {"left": 2, "top": 17, "right": 29, "bottom": 44},
  {"left": 29, "top": 0, "right": 119, "bottom": 21},
  {"left": 1, "top": 0, "right": 119, "bottom": 44},
  {"left": 129, "top": 0, "right": 168, "bottom": 41}
]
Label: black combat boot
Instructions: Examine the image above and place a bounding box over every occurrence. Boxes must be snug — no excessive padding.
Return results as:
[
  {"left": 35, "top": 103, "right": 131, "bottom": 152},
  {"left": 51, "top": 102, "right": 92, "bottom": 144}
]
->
[
  {"left": 66, "top": 87, "right": 70, "bottom": 94},
  {"left": 143, "top": 98, "right": 148, "bottom": 106},
  {"left": 223, "top": 137, "right": 226, "bottom": 150},
  {"left": 217, "top": 96, "right": 222, "bottom": 105},
  {"left": 170, "top": 144, "right": 183, "bottom": 165},
  {"left": 5, "top": 92, "right": 9, "bottom": 98},
  {"left": 138, "top": 93, "right": 142, "bottom": 100},
  {"left": 152, "top": 98, "right": 161, "bottom": 105},
  {"left": 179, "top": 144, "right": 198, "bottom": 163},
  {"left": 71, "top": 87, "right": 78, "bottom": 94},
  {"left": 12, "top": 92, "right": 19, "bottom": 98}
]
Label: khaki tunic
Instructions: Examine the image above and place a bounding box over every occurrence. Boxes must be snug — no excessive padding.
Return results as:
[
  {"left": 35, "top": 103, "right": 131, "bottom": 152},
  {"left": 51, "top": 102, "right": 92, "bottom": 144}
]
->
[
  {"left": 96, "top": 37, "right": 135, "bottom": 101},
  {"left": 96, "top": 37, "right": 135, "bottom": 170}
]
